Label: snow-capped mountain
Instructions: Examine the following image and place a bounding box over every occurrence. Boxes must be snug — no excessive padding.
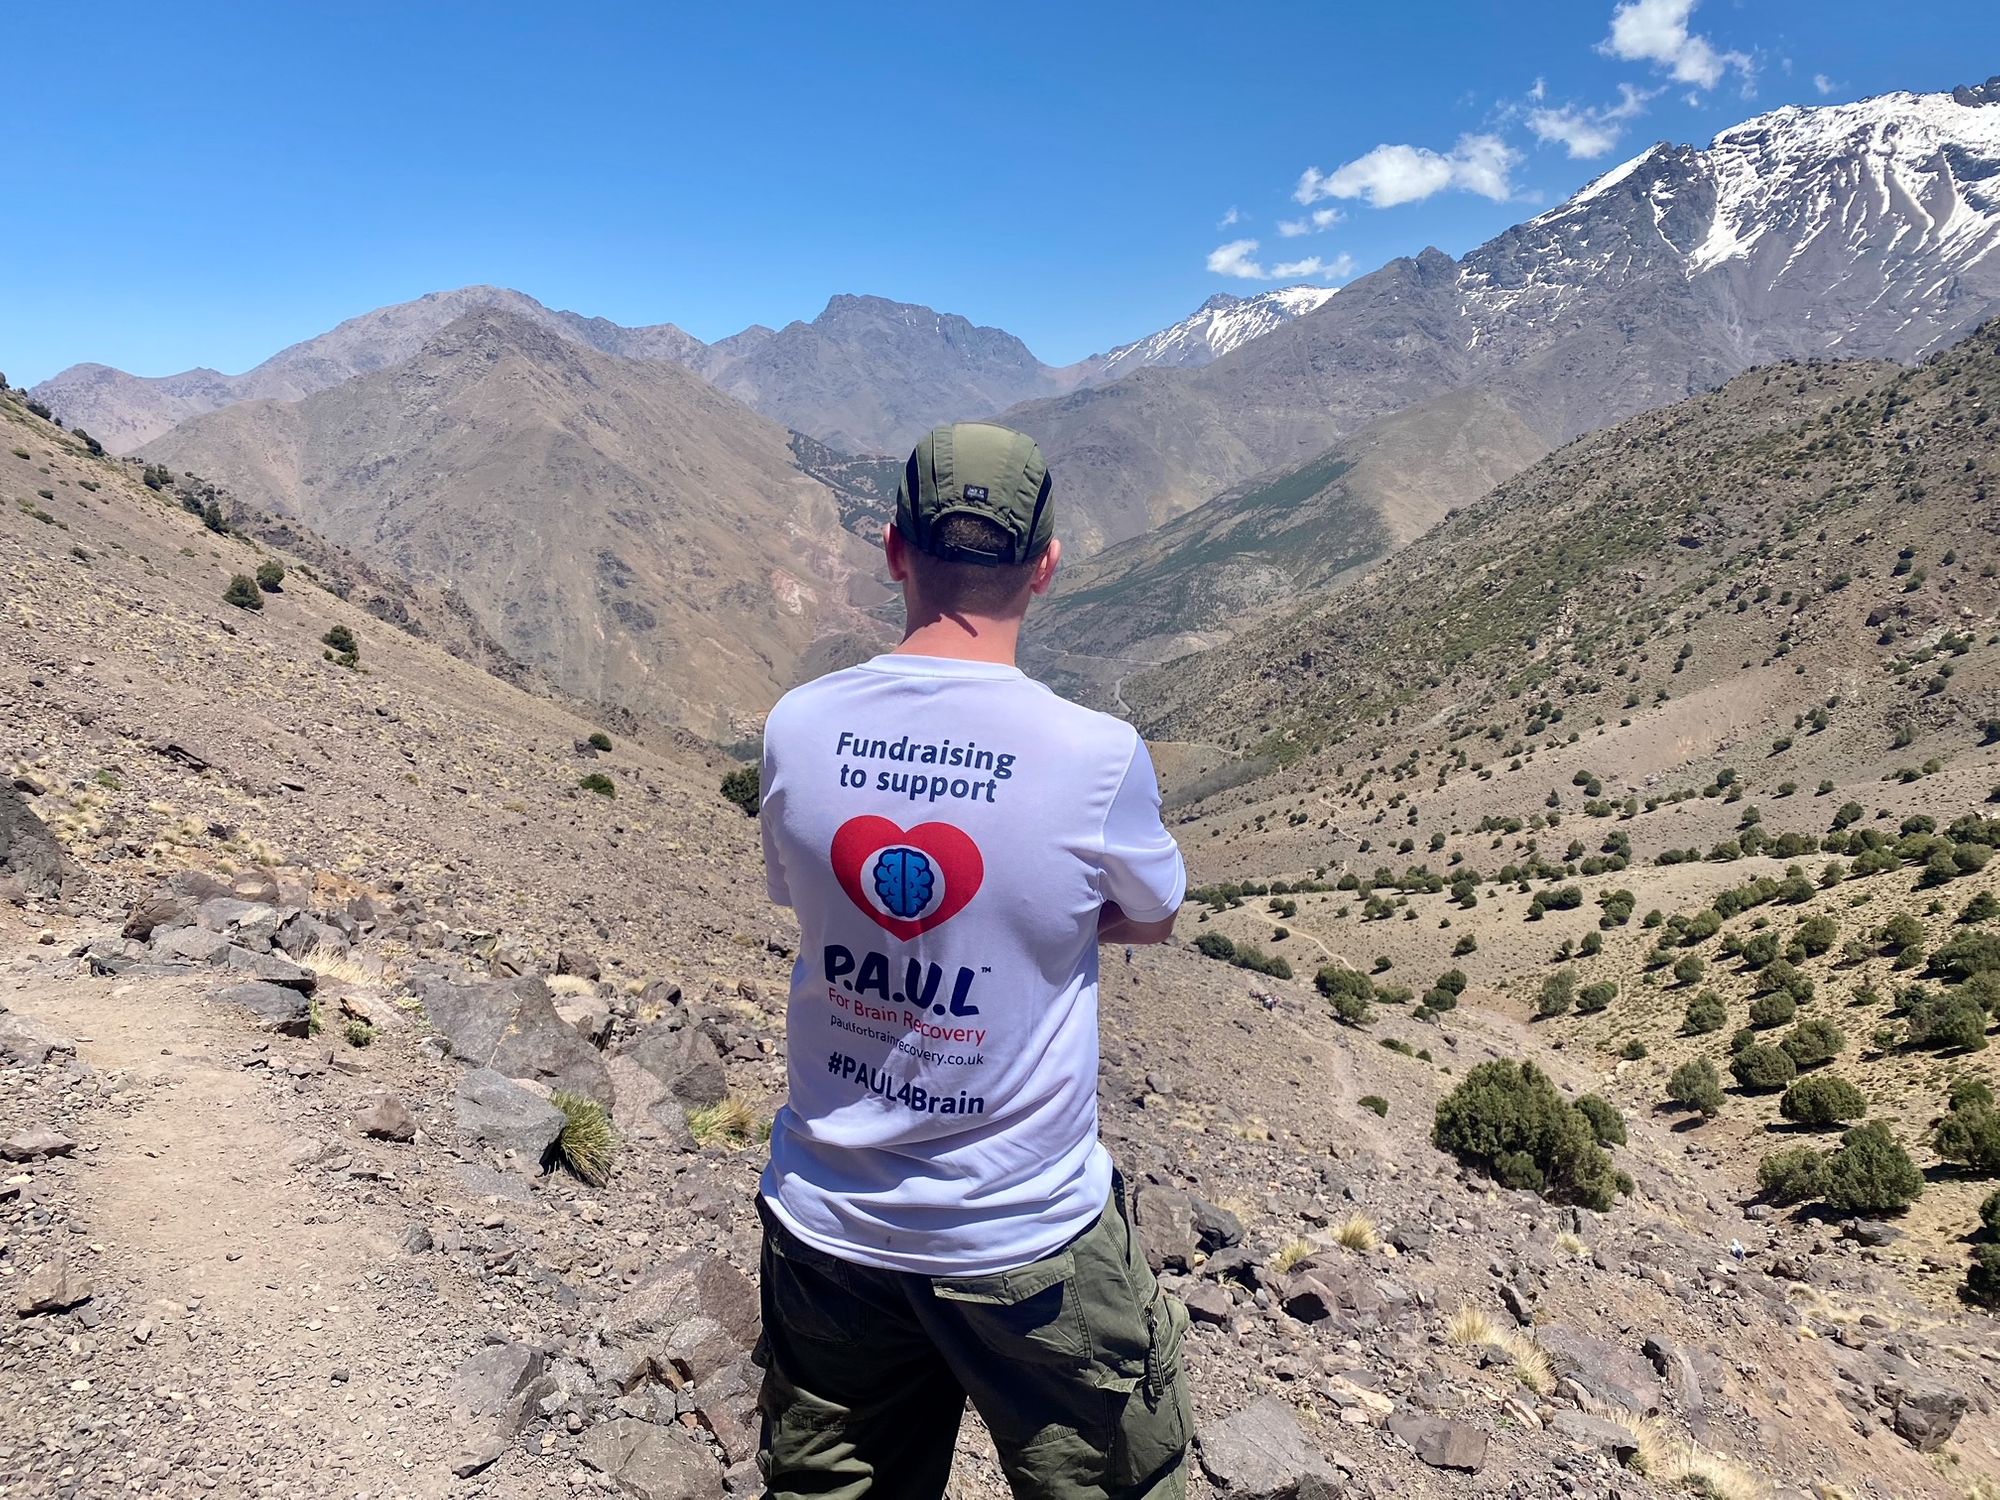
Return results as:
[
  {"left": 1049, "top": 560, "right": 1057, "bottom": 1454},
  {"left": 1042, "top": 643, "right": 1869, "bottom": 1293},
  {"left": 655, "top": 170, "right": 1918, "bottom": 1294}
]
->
[
  {"left": 1007, "top": 80, "right": 2000, "bottom": 560},
  {"left": 1469, "top": 86, "right": 2000, "bottom": 365},
  {"left": 1084, "top": 286, "right": 1339, "bottom": 384}
]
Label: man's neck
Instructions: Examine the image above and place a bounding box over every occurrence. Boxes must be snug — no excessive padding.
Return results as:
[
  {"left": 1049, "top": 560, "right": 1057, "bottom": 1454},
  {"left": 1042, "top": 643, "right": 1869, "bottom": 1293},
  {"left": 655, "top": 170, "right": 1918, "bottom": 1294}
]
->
[{"left": 894, "top": 612, "right": 1022, "bottom": 667}]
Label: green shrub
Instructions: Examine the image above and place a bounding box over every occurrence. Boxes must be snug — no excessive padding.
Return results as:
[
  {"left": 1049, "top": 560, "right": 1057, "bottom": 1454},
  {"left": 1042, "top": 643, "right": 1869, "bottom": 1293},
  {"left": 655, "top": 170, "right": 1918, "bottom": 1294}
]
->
[
  {"left": 1780, "top": 1016, "right": 1845, "bottom": 1069},
  {"left": 1797, "top": 914, "right": 1840, "bottom": 956},
  {"left": 1358, "top": 1095, "right": 1388, "bottom": 1118},
  {"left": 1929, "top": 930, "right": 2000, "bottom": 982},
  {"left": 1732, "top": 1043, "right": 1797, "bottom": 1093},
  {"left": 1575, "top": 1093, "right": 1626, "bottom": 1146},
  {"left": 720, "top": 764, "right": 760, "bottom": 816},
  {"left": 1316, "top": 965, "right": 1374, "bottom": 1004},
  {"left": 1981, "top": 1189, "right": 2000, "bottom": 1236},
  {"left": 1822, "top": 1121, "right": 1923, "bottom": 1215},
  {"left": 588, "top": 730, "right": 613, "bottom": 752},
  {"left": 1933, "top": 1096, "right": 2000, "bottom": 1173},
  {"left": 1431, "top": 1059, "right": 1621, "bottom": 1211},
  {"left": 1536, "top": 968, "right": 1577, "bottom": 1018},
  {"left": 1666, "top": 1057, "right": 1724, "bottom": 1117},
  {"left": 342, "top": 1020, "right": 375, "bottom": 1048},
  {"left": 1905, "top": 991, "right": 1989, "bottom": 1053},
  {"left": 322, "top": 623, "right": 357, "bottom": 654},
  {"left": 1779, "top": 1073, "right": 1866, "bottom": 1127},
  {"left": 1576, "top": 980, "right": 1617, "bottom": 1013},
  {"left": 1748, "top": 993, "right": 1797, "bottom": 1029},
  {"left": 1759, "top": 958, "right": 1815, "bottom": 1002},
  {"left": 1683, "top": 991, "right": 1728, "bottom": 1035},
  {"left": 1968, "top": 1245, "right": 2000, "bottom": 1309},
  {"left": 222, "top": 574, "right": 263, "bottom": 611},
  {"left": 255, "top": 560, "right": 285, "bottom": 592},
  {"left": 1673, "top": 954, "right": 1707, "bottom": 987},
  {"left": 1331, "top": 988, "right": 1373, "bottom": 1027},
  {"left": 1453, "top": 934, "right": 1477, "bottom": 956},
  {"left": 579, "top": 772, "right": 616, "bottom": 797},
  {"left": 1740, "top": 931, "right": 1781, "bottom": 969},
  {"left": 1757, "top": 1145, "right": 1827, "bottom": 1205}
]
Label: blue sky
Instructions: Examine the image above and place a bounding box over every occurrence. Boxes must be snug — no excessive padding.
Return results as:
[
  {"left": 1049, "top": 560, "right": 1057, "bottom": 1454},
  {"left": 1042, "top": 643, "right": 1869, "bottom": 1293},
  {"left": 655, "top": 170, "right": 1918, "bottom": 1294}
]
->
[{"left": 5, "top": 0, "right": 1997, "bottom": 384}]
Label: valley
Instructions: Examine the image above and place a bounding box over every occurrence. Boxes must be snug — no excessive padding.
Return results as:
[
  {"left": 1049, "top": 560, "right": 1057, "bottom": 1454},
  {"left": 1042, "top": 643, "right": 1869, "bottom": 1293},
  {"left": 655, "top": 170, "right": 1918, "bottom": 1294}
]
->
[{"left": 8, "top": 68, "right": 2000, "bottom": 1500}]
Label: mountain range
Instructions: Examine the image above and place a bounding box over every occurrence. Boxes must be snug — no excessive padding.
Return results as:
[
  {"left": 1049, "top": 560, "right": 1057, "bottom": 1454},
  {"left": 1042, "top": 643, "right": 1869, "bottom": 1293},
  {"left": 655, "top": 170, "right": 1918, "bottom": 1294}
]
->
[
  {"left": 34, "top": 81, "right": 2000, "bottom": 738},
  {"left": 1019, "top": 85, "right": 2000, "bottom": 667}
]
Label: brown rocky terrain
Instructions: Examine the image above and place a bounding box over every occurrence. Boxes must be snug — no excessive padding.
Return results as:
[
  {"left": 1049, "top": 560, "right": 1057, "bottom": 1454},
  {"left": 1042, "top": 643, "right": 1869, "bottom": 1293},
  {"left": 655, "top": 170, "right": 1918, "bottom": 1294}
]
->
[
  {"left": 136, "top": 307, "right": 891, "bottom": 739},
  {"left": 7, "top": 359, "right": 2000, "bottom": 1500}
]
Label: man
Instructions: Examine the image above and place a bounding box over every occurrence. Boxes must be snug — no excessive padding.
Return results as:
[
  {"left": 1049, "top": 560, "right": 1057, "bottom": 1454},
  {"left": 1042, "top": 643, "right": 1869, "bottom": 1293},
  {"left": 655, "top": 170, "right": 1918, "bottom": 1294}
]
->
[{"left": 754, "top": 421, "right": 1191, "bottom": 1499}]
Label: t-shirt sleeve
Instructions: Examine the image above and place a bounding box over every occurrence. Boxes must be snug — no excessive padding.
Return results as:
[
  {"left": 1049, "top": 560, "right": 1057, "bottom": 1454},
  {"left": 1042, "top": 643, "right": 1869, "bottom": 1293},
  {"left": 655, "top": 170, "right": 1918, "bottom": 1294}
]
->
[
  {"left": 1099, "top": 733, "right": 1185, "bottom": 922},
  {"left": 760, "top": 733, "right": 792, "bottom": 908}
]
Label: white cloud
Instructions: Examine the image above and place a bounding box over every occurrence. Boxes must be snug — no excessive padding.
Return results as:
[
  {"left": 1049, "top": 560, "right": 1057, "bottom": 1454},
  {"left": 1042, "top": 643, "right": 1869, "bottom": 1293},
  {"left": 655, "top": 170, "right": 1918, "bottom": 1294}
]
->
[
  {"left": 1813, "top": 72, "right": 1838, "bottom": 96},
  {"left": 1276, "top": 208, "right": 1346, "bottom": 237},
  {"left": 1528, "top": 76, "right": 1548, "bottom": 103},
  {"left": 1527, "top": 82, "right": 1659, "bottom": 160},
  {"left": 1206, "top": 241, "right": 1355, "bottom": 283},
  {"left": 1598, "top": 0, "right": 1751, "bottom": 92},
  {"left": 1207, "top": 239, "right": 1267, "bottom": 278},
  {"left": 1296, "top": 132, "right": 1521, "bottom": 209},
  {"left": 1217, "top": 206, "right": 1242, "bottom": 228}
]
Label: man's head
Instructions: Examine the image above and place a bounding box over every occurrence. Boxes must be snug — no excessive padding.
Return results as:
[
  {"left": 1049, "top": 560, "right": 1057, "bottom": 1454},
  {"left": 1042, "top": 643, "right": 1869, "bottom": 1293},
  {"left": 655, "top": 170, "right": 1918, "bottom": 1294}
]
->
[{"left": 888, "top": 422, "right": 1061, "bottom": 618}]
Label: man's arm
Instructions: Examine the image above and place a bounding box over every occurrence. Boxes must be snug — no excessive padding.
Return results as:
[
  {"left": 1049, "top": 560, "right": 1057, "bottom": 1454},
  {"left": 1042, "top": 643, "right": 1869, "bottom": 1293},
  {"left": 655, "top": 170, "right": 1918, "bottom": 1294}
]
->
[{"left": 1099, "top": 899, "right": 1176, "bottom": 945}]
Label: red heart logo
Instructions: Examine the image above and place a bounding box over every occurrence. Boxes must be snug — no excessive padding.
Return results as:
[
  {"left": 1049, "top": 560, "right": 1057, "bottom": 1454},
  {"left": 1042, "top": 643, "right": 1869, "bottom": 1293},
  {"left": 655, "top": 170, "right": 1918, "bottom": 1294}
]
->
[{"left": 831, "top": 816, "right": 985, "bottom": 940}]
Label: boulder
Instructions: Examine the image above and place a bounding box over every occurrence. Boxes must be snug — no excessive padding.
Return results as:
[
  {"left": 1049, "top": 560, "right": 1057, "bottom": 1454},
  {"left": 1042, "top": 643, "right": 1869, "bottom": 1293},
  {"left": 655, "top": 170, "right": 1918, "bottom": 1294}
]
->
[
  {"left": 151, "top": 927, "right": 233, "bottom": 965},
  {"left": 0, "top": 1009, "right": 74, "bottom": 1065},
  {"left": 1183, "top": 1283, "right": 1234, "bottom": 1327},
  {"left": 557, "top": 993, "right": 614, "bottom": 1048},
  {"left": 607, "top": 1056, "right": 701, "bottom": 1152},
  {"left": 416, "top": 974, "right": 612, "bottom": 1105},
  {"left": 1197, "top": 1397, "right": 1345, "bottom": 1498},
  {"left": 1549, "top": 1410, "right": 1641, "bottom": 1463},
  {"left": 621, "top": 1019, "right": 726, "bottom": 1110},
  {"left": 123, "top": 893, "right": 195, "bottom": 941},
  {"left": 1387, "top": 1412, "right": 1487, "bottom": 1472},
  {"left": 1877, "top": 1376, "right": 1968, "bottom": 1452},
  {"left": 577, "top": 1417, "right": 723, "bottom": 1500},
  {"left": 213, "top": 981, "right": 312, "bottom": 1036},
  {"left": 595, "top": 1250, "right": 760, "bottom": 1385},
  {"left": 0, "top": 785, "right": 68, "bottom": 900},
  {"left": 0, "top": 1127, "right": 76, "bottom": 1162},
  {"left": 557, "top": 948, "right": 602, "bottom": 981},
  {"left": 17, "top": 1254, "right": 92, "bottom": 1316},
  {"left": 222, "top": 945, "right": 318, "bottom": 990},
  {"left": 354, "top": 1094, "right": 418, "bottom": 1143},
  {"left": 450, "top": 1340, "right": 549, "bottom": 1432},
  {"left": 1133, "top": 1184, "right": 1199, "bottom": 1274},
  {"left": 1189, "top": 1194, "right": 1245, "bottom": 1253},
  {"left": 454, "top": 1068, "right": 565, "bottom": 1163},
  {"left": 273, "top": 910, "right": 350, "bottom": 961},
  {"left": 1537, "top": 1326, "right": 1663, "bottom": 1415}
]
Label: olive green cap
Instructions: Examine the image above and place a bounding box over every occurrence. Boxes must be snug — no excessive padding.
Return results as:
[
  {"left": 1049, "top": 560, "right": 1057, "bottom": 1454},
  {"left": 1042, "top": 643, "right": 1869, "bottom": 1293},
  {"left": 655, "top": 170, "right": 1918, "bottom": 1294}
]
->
[{"left": 894, "top": 422, "right": 1054, "bottom": 566}]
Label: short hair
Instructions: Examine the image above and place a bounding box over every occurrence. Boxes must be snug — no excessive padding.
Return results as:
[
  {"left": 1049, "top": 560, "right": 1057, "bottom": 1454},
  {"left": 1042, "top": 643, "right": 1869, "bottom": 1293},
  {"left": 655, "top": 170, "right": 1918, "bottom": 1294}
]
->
[{"left": 905, "top": 514, "right": 1037, "bottom": 614}]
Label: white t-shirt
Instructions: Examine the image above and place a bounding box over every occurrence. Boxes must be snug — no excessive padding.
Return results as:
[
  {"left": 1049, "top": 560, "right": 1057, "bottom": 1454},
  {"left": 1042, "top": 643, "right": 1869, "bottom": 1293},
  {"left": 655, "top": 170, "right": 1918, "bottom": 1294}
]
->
[{"left": 756, "top": 653, "right": 1185, "bottom": 1275}]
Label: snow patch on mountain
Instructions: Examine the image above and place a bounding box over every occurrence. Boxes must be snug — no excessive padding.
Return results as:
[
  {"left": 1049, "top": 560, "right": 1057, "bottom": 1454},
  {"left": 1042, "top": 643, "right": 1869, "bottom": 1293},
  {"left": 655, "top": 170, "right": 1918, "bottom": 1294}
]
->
[{"left": 1091, "top": 285, "right": 1338, "bottom": 381}]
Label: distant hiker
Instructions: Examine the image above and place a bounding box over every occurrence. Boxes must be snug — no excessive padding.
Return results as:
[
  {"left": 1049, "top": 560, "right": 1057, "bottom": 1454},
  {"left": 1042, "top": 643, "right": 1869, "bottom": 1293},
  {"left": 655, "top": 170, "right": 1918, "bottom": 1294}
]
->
[{"left": 755, "top": 422, "right": 1191, "bottom": 1498}]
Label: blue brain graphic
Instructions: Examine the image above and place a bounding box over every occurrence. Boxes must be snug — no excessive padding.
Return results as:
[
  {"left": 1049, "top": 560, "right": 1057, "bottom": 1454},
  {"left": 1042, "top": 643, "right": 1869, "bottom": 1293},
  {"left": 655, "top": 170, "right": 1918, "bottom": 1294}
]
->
[{"left": 872, "top": 847, "right": 936, "bottom": 919}]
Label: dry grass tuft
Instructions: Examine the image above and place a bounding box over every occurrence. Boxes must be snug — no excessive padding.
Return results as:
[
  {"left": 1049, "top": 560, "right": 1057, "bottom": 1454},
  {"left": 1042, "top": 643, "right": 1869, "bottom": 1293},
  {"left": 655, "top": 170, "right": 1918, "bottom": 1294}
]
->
[
  {"left": 1271, "top": 1238, "right": 1314, "bottom": 1274},
  {"left": 1679, "top": 1447, "right": 1767, "bottom": 1500},
  {"left": 551, "top": 1090, "right": 617, "bottom": 1185},
  {"left": 547, "top": 974, "right": 599, "bottom": 998},
  {"left": 1555, "top": 1231, "right": 1589, "bottom": 1257},
  {"left": 688, "top": 1095, "right": 764, "bottom": 1148},
  {"left": 1442, "top": 1305, "right": 1554, "bottom": 1395},
  {"left": 304, "top": 951, "right": 384, "bottom": 987},
  {"left": 1606, "top": 1410, "right": 1677, "bottom": 1477},
  {"left": 1447, "top": 1305, "right": 1497, "bottom": 1345},
  {"left": 1333, "top": 1213, "right": 1378, "bottom": 1252}
]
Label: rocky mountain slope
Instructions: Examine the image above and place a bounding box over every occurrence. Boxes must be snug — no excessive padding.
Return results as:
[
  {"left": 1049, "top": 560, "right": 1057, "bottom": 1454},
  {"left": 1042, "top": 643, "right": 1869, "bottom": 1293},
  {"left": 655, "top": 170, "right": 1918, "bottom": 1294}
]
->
[
  {"left": 31, "top": 286, "right": 708, "bottom": 454},
  {"left": 138, "top": 307, "right": 890, "bottom": 736},
  {"left": 692, "top": 293, "right": 1072, "bottom": 455},
  {"left": 1012, "top": 82, "right": 2000, "bottom": 595},
  {"left": 6, "top": 383, "right": 1997, "bottom": 1498}
]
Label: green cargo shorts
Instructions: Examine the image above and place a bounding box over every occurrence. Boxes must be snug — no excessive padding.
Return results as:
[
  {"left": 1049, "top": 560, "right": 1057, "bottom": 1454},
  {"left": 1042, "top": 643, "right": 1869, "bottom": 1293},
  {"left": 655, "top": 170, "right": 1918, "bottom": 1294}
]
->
[{"left": 755, "top": 1174, "right": 1192, "bottom": 1500}]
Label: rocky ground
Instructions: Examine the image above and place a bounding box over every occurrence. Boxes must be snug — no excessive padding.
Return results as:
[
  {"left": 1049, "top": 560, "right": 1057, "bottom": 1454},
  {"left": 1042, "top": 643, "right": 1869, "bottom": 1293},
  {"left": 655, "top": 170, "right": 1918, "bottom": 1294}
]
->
[{"left": 5, "top": 394, "right": 2000, "bottom": 1499}]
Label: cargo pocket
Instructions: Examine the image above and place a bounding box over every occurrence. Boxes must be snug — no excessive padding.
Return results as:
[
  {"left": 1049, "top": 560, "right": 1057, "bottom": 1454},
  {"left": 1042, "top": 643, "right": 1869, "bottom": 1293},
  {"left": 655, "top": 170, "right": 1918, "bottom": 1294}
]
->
[
  {"left": 762, "top": 1216, "right": 870, "bottom": 1345},
  {"left": 931, "top": 1249, "right": 1093, "bottom": 1365},
  {"left": 1113, "top": 1285, "right": 1192, "bottom": 1487}
]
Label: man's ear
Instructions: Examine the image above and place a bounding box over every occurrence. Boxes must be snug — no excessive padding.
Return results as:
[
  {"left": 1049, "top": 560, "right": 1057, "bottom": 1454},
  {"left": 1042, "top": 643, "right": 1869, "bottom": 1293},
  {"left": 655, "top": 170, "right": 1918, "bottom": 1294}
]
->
[
  {"left": 1029, "top": 537, "right": 1062, "bottom": 597},
  {"left": 884, "top": 521, "right": 911, "bottom": 583}
]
